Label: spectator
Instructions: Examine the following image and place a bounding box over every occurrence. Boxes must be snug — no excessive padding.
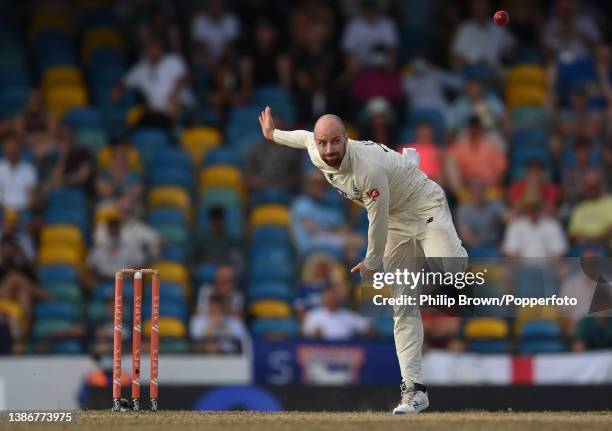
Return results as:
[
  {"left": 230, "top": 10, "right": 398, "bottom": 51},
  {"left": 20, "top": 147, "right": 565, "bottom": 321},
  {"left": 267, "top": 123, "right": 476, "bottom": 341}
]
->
[
  {"left": 195, "top": 207, "right": 242, "bottom": 266},
  {"left": 0, "top": 234, "right": 46, "bottom": 326},
  {"left": 295, "top": 252, "right": 350, "bottom": 320},
  {"left": 290, "top": 0, "right": 334, "bottom": 50},
  {"left": 139, "top": 5, "right": 182, "bottom": 54},
  {"left": 573, "top": 316, "right": 612, "bottom": 351},
  {"left": 192, "top": 0, "right": 240, "bottom": 68},
  {"left": 291, "top": 10, "right": 337, "bottom": 75},
  {"left": 341, "top": 0, "right": 399, "bottom": 68},
  {"left": 568, "top": 170, "right": 612, "bottom": 247},
  {"left": 350, "top": 45, "right": 403, "bottom": 105},
  {"left": 95, "top": 139, "right": 143, "bottom": 211},
  {"left": 294, "top": 66, "right": 348, "bottom": 126},
  {"left": 509, "top": 158, "right": 560, "bottom": 215},
  {"left": 562, "top": 139, "right": 602, "bottom": 206},
  {"left": 112, "top": 38, "right": 194, "bottom": 121},
  {"left": 358, "top": 97, "right": 399, "bottom": 148},
  {"left": 543, "top": 0, "right": 601, "bottom": 62},
  {"left": 558, "top": 86, "right": 604, "bottom": 141},
  {"left": 402, "top": 54, "right": 462, "bottom": 120},
  {"left": 239, "top": 18, "right": 291, "bottom": 92},
  {"left": 452, "top": 0, "right": 515, "bottom": 68},
  {"left": 195, "top": 264, "right": 244, "bottom": 319},
  {"left": 83, "top": 218, "right": 145, "bottom": 289},
  {"left": 40, "top": 124, "right": 94, "bottom": 195},
  {"left": 303, "top": 286, "right": 371, "bottom": 340},
  {"left": 602, "top": 140, "right": 612, "bottom": 192},
  {"left": 207, "top": 55, "right": 248, "bottom": 122},
  {"left": 506, "top": 0, "right": 544, "bottom": 58},
  {"left": 450, "top": 78, "right": 508, "bottom": 136},
  {"left": 0, "top": 131, "right": 37, "bottom": 212},
  {"left": 93, "top": 201, "right": 161, "bottom": 260},
  {"left": 13, "top": 89, "right": 57, "bottom": 161},
  {"left": 396, "top": 122, "right": 445, "bottom": 185},
  {"left": 246, "top": 137, "right": 301, "bottom": 192},
  {"left": 457, "top": 180, "right": 507, "bottom": 256},
  {"left": 446, "top": 117, "right": 507, "bottom": 192},
  {"left": 502, "top": 191, "right": 568, "bottom": 258},
  {"left": 190, "top": 293, "right": 247, "bottom": 353},
  {"left": 291, "top": 170, "right": 363, "bottom": 258},
  {"left": 0, "top": 209, "right": 34, "bottom": 261}
]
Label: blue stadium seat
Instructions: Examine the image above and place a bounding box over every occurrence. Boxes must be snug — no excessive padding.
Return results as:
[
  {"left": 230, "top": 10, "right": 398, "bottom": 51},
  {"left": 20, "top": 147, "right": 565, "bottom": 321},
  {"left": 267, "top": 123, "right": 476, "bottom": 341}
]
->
[
  {"left": 150, "top": 147, "right": 191, "bottom": 170},
  {"left": 514, "top": 267, "right": 557, "bottom": 298},
  {"left": 132, "top": 128, "right": 172, "bottom": 162},
  {"left": 35, "top": 303, "right": 80, "bottom": 322},
  {"left": 204, "top": 148, "right": 243, "bottom": 168},
  {"left": 252, "top": 226, "right": 290, "bottom": 245},
  {"left": 143, "top": 300, "right": 188, "bottom": 321},
  {"left": 518, "top": 320, "right": 565, "bottom": 354},
  {"left": 149, "top": 208, "right": 188, "bottom": 226},
  {"left": 407, "top": 108, "right": 445, "bottom": 143},
  {"left": 50, "top": 340, "right": 83, "bottom": 354},
  {"left": 93, "top": 281, "right": 134, "bottom": 302},
  {"left": 194, "top": 262, "right": 219, "bottom": 287},
  {"left": 39, "top": 265, "right": 78, "bottom": 284},
  {"left": 47, "top": 188, "right": 86, "bottom": 208},
  {"left": 371, "top": 316, "right": 394, "bottom": 337},
  {"left": 468, "top": 339, "right": 510, "bottom": 353},
  {"left": 160, "top": 244, "right": 188, "bottom": 262},
  {"left": 251, "top": 188, "right": 292, "bottom": 206},
  {"left": 250, "top": 258, "right": 294, "bottom": 283},
  {"left": 249, "top": 281, "right": 293, "bottom": 301},
  {"left": 148, "top": 167, "right": 194, "bottom": 191},
  {"left": 521, "top": 320, "right": 561, "bottom": 338},
  {"left": 63, "top": 107, "right": 103, "bottom": 129},
  {"left": 251, "top": 318, "right": 298, "bottom": 338}
]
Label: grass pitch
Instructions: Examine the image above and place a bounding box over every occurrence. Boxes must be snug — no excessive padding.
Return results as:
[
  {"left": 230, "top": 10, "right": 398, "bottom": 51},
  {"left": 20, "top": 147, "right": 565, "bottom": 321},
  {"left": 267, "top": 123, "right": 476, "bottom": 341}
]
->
[{"left": 4, "top": 411, "right": 611, "bottom": 431}]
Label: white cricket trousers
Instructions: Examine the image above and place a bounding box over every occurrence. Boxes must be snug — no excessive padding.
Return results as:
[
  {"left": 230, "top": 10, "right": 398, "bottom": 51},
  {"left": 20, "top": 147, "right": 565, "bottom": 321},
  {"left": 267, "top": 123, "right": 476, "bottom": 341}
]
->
[{"left": 383, "top": 180, "right": 468, "bottom": 384}]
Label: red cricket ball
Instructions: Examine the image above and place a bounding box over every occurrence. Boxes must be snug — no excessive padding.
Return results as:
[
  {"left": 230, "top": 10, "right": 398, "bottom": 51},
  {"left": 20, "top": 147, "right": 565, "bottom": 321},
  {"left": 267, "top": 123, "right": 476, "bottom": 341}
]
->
[{"left": 493, "top": 10, "right": 509, "bottom": 26}]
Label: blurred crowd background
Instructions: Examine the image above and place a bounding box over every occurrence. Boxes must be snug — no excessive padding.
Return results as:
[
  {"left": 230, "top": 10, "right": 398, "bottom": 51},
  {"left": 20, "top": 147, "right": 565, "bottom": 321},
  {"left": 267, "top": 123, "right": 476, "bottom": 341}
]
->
[{"left": 0, "top": 0, "right": 611, "bottom": 358}]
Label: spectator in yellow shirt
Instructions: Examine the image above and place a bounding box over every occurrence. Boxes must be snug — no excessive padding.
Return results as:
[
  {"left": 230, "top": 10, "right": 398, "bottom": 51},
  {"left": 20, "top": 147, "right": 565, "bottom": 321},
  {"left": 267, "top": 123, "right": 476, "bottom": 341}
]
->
[{"left": 568, "top": 170, "right": 612, "bottom": 247}]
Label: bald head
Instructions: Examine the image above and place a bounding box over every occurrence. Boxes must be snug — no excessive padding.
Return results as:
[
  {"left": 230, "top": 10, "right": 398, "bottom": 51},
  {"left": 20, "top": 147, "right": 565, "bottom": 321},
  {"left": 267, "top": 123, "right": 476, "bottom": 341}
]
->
[
  {"left": 314, "top": 114, "right": 347, "bottom": 168},
  {"left": 314, "top": 114, "right": 346, "bottom": 135}
]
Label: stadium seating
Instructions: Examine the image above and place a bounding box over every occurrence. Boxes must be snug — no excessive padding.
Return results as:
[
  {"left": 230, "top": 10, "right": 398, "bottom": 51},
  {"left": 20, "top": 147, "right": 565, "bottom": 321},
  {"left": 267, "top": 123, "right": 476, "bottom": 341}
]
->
[{"left": 464, "top": 318, "right": 510, "bottom": 353}]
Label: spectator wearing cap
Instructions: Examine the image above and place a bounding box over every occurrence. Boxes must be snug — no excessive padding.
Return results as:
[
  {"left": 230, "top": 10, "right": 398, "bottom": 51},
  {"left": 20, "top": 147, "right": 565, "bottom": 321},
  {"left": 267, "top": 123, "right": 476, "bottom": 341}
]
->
[
  {"left": 502, "top": 190, "right": 568, "bottom": 258},
  {"left": 358, "top": 98, "right": 399, "bottom": 148},
  {"left": 446, "top": 116, "right": 507, "bottom": 194}
]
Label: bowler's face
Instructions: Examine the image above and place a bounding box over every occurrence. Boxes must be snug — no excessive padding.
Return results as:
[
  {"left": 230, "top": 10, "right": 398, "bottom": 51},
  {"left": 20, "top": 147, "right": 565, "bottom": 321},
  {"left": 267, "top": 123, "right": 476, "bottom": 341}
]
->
[{"left": 314, "top": 126, "right": 347, "bottom": 168}]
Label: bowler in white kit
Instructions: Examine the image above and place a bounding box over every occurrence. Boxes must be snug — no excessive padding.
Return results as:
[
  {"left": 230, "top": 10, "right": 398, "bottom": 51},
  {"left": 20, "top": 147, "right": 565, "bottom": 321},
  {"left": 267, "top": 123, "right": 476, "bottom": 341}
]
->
[{"left": 259, "top": 106, "right": 468, "bottom": 414}]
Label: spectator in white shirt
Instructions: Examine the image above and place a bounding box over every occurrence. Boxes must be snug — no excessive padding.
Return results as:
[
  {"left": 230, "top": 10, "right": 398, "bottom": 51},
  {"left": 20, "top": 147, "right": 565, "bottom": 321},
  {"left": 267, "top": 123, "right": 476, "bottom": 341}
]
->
[
  {"left": 452, "top": 0, "right": 515, "bottom": 68},
  {"left": 502, "top": 192, "right": 568, "bottom": 258},
  {"left": 190, "top": 293, "right": 247, "bottom": 353},
  {"left": 112, "top": 38, "right": 194, "bottom": 118},
  {"left": 192, "top": 0, "right": 240, "bottom": 68},
  {"left": 341, "top": 0, "right": 399, "bottom": 68},
  {"left": 0, "top": 131, "right": 37, "bottom": 211},
  {"left": 93, "top": 200, "right": 161, "bottom": 260},
  {"left": 303, "top": 286, "right": 371, "bottom": 340}
]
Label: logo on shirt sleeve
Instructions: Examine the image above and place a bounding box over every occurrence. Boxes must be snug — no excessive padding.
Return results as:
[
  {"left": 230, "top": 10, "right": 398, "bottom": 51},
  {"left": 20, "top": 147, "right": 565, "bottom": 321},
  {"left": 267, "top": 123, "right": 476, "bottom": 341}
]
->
[{"left": 365, "top": 188, "right": 380, "bottom": 201}]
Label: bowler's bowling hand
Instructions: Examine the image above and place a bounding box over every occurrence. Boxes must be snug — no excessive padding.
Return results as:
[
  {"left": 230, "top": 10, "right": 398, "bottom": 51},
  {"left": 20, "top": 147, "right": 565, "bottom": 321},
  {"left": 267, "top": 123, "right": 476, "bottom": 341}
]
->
[
  {"left": 351, "top": 261, "right": 376, "bottom": 280},
  {"left": 258, "top": 106, "right": 275, "bottom": 141}
]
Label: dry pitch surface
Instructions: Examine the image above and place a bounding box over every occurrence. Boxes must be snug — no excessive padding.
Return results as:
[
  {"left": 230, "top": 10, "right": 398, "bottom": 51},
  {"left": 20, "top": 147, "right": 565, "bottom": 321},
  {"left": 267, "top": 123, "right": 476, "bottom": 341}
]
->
[{"left": 3, "top": 411, "right": 611, "bottom": 431}]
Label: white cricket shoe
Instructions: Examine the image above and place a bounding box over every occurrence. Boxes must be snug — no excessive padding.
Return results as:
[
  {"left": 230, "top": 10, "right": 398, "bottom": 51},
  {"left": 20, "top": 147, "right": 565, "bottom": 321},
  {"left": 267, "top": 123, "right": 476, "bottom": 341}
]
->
[{"left": 392, "top": 381, "right": 429, "bottom": 414}]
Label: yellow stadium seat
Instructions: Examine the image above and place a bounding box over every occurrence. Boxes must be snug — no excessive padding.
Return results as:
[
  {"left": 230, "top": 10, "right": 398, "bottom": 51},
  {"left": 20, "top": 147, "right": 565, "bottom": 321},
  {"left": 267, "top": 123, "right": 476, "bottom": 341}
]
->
[
  {"left": 97, "top": 145, "right": 142, "bottom": 171},
  {"left": 198, "top": 165, "right": 244, "bottom": 196},
  {"left": 126, "top": 105, "right": 145, "bottom": 127},
  {"left": 182, "top": 127, "right": 222, "bottom": 165},
  {"left": 250, "top": 204, "right": 290, "bottom": 227},
  {"left": 94, "top": 205, "right": 118, "bottom": 225},
  {"left": 40, "top": 225, "right": 84, "bottom": 248},
  {"left": 45, "top": 86, "right": 87, "bottom": 118},
  {"left": 82, "top": 27, "right": 124, "bottom": 61},
  {"left": 38, "top": 246, "right": 82, "bottom": 266},
  {"left": 0, "top": 299, "right": 27, "bottom": 333},
  {"left": 150, "top": 261, "right": 190, "bottom": 294},
  {"left": 506, "top": 65, "right": 546, "bottom": 88},
  {"left": 148, "top": 186, "right": 192, "bottom": 216},
  {"left": 143, "top": 317, "right": 186, "bottom": 338},
  {"left": 506, "top": 86, "right": 546, "bottom": 109},
  {"left": 249, "top": 300, "right": 292, "bottom": 318},
  {"left": 30, "top": 11, "right": 74, "bottom": 36},
  {"left": 464, "top": 318, "right": 509, "bottom": 339},
  {"left": 42, "top": 66, "right": 83, "bottom": 91}
]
